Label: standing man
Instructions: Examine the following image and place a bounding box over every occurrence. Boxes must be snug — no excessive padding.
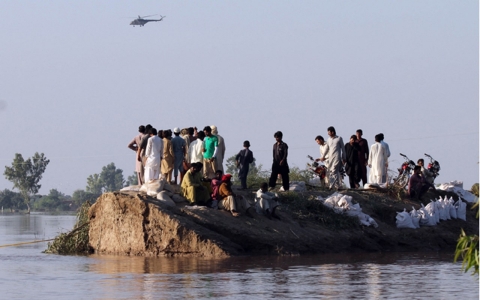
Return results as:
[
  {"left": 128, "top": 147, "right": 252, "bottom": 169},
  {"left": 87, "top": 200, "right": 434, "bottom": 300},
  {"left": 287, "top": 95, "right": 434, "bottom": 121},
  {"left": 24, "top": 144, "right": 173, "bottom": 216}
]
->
[
  {"left": 211, "top": 125, "right": 226, "bottom": 172},
  {"left": 314, "top": 135, "right": 329, "bottom": 188},
  {"left": 144, "top": 128, "right": 163, "bottom": 183},
  {"left": 320, "top": 126, "right": 346, "bottom": 189},
  {"left": 268, "top": 131, "right": 289, "bottom": 191},
  {"left": 188, "top": 131, "right": 205, "bottom": 165},
  {"left": 368, "top": 134, "right": 388, "bottom": 184},
  {"left": 136, "top": 124, "right": 152, "bottom": 183},
  {"left": 128, "top": 125, "right": 145, "bottom": 185},
  {"left": 355, "top": 129, "right": 369, "bottom": 187},
  {"left": 344, "top": 135, "right": 361, "bottom": 188},
  {"left": 171, "top": 127, "right": 186, "bottom": 185},
  {"left": 202, "top": 126, "right": 218, "bottom": 179},
  {"left": 378, "top": 133, "right": 390, "bottom": 183},
  {"left": 161, "top": 129, "right": 174, "bottom": 183}
]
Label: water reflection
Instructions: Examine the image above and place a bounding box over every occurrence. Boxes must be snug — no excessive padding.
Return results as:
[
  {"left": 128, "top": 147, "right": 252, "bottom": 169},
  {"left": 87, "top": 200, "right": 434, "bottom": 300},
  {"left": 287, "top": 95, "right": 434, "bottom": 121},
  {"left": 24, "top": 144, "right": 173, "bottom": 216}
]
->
[{"left": 0, "top": 214, "right": 478, "bottom": 299}]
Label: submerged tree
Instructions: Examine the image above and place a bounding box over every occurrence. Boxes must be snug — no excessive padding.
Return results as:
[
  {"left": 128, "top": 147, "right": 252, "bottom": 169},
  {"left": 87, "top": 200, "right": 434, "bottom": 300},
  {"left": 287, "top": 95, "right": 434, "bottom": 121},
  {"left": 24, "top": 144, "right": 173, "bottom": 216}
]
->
[{"left": 4, "top": 153, "right": 50, "bottom": 213}]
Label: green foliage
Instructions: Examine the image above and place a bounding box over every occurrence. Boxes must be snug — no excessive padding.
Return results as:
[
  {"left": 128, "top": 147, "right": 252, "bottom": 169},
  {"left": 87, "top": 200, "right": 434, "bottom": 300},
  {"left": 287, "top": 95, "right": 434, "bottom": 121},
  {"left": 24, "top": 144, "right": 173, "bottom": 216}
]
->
[
  {"left": 454, "top": 200, "right": 479, "bottom": 276},
  {"left": 278, "top": 192, "right": 359, "bottom": 229},
  {"left": 86, "top": 162, "right": 124, "bottom": 195},
  {"left": 289, "top": 166, "right": 314, "bottom": 183},
  {"left": 454, "top": 229, "right": 479, "bottom": 275},
  {"left": 45, "top": 201, "right": 91, "bottom": 255},
  {"left": 72, "top": 189, "right": 97, "bottom": 206},
  {"left": 0, "top": 189, "right": 26, "bottom": 211},
  {"left": 4, "top": 153, "right": 50, "bottom": 212},
  {"left": 471, "top": 183, "right": 479, "bottom": 197},
  {"left": 32, "top": 189, "right": 72, "bottom": 211},
  {"left": 100, "top": 163, "right": 125, "bottom": 191},
  {"left": 225, "top": 155, "right": 269, "bottom": 189},
  {"left": 125, "top": 172, "right": 138, "bottom": 186},
  {"left": 86, "top": 173, "right": 103, "bottom": 195}
]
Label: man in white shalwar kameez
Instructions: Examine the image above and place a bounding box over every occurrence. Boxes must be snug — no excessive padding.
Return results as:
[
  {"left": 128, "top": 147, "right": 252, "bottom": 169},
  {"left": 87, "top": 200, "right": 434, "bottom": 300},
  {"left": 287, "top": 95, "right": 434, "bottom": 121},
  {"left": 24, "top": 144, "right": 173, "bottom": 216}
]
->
[
  {"left": 315, "top": 135, "right": 330, "bottom": 188},
  {"left": 144, "top": 128, "right": 164, "bottom": 183},
  {"left": 255, "top": 182, "right": 280, "bottom": 219},
  {"left": 368, "top": 134, "right": 388, "bottom": 184},
  {"left": 321, "top": 126, "right": 346, "bottom": 189},
  {"left": 378, "top": 133, "right": 390, "bottom": 183}
]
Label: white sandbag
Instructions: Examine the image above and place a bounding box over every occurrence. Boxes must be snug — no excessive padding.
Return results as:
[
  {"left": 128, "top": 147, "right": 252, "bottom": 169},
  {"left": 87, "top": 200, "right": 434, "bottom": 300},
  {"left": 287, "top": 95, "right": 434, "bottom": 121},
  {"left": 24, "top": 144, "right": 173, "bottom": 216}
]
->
[
  {"left": 455, "top": 200, "right": 467, "bottom": 221},
  {"left": 337, "top": 195, "right": 354, "bottom": 211},
  {"left": 436, "top": 198, "right": 447, "bottom": 221},
  {"left": 120, "top": 185, "right": 141, "bottom": 192},
  {"left": 437, "top": 181, "right": 478, "bottom": 203},
  {"left": 442, "top": 196, "right": 451, "bottom": 220},
  {"left": 171, "top": 194, "right": 188, "bottom": 204},
  {"left": 425, "top": 202, "right": 437, "bottom": 224},
  {"left": 420, "top": 203, "right": 437, "bottom": 226},
  {"left": 147, "top": 178, "right": 166, "bottom": 195},
  {"left": 410, "top": 207, "right": 421, "bottom": 229},
  {"left": 396, "top": 209, "right": 416, "bottom": 229},
  {"left": 139, "top": 184, "right": 148, "bottom": 193},
  {"left": 156, "top": 192, "right": 175, "bottom": 207},
  {"left": 280, "top": 181, "right": 306, "bottom": 192},
  {"left": 448, "top": 197, "right": 458, "bottom": 219}
]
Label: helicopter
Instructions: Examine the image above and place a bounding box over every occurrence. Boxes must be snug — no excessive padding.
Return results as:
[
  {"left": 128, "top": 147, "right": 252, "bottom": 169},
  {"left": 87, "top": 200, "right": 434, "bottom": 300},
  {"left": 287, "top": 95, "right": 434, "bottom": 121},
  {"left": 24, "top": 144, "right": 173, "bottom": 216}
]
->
[{"left": 130, "top": 15, "right": 165, "bottom": 27}]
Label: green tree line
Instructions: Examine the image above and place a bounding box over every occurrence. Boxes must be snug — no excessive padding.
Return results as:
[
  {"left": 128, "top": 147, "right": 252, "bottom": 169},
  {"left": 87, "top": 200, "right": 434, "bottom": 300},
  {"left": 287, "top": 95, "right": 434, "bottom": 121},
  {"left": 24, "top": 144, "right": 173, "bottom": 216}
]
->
[{"left": 2, "top": 152, "right": 132, "bottom": 212}]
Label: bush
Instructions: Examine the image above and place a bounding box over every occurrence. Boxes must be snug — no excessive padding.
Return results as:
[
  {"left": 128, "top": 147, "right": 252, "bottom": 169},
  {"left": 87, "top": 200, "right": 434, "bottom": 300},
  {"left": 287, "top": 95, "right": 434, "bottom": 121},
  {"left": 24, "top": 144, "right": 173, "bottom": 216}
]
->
[{"left": 471, "top": 183, "right": 479, "bottom": 197}]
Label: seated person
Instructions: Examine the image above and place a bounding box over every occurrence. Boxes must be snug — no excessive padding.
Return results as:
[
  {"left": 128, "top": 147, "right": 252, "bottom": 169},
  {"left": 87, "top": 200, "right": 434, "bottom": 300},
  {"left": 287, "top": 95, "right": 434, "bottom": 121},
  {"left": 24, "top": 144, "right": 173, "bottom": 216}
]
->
[
  {"left": 210, "top": 170, "right": 223, "bottom": 208},
  {"left": 255, "top": 182, "right": 280, "bottom": 219},
  {"left": 417, "top": 158, "right": 435, "bottom": 184},
  {"left": 408, "top": 166, "right": 435, "bottom": 199},
  {"left": 218, "top": 174, "right": 253, "bottom": 217},
  {"left": 181, "top": 163, "right": 210, "bottom": 205}
]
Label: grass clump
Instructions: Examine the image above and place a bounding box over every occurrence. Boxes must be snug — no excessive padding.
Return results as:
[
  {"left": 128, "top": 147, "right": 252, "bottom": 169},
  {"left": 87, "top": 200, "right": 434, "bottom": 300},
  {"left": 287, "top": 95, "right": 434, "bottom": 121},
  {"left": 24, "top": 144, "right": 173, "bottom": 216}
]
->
[
  {"left": 44, "top": 201, "right": 91, "bottom": 255},
  {"left": 278, "top": 192, "right": 359, "bottom": 230}
]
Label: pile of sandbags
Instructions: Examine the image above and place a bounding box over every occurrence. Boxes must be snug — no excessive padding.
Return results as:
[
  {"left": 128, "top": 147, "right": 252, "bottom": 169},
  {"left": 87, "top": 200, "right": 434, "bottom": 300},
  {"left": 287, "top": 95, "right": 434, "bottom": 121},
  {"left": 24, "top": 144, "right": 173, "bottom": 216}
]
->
[
  {"left": 437, "top": 181, "right": 478, "bottom": 203},
  {"left": 396, "top": 196, "right": 467, "bottom": 229},
  {"left": 120, "top": 177, "right": 188, "bottom": 207},
  {"left": 318, "top": 192, "right": 378, "bottom": 227}
]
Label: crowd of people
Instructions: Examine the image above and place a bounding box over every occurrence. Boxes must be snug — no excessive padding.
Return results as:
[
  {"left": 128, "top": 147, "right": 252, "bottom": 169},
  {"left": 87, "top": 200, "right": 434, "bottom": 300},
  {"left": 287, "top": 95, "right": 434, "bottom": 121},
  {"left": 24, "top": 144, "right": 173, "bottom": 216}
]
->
[
  {"left": 128, "top": 124, "right": 437, "bottom": 218},
  {"left": 128, "top": 124, "right": 276, "bottom": 218}
]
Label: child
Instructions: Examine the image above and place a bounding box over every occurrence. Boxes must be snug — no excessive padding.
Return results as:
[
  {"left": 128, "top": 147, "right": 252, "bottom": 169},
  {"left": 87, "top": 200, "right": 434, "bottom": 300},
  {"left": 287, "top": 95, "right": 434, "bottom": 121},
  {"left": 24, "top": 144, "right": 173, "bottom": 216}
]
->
[{"left": 235, "top": 140, "right": 254, "bottom": 189}]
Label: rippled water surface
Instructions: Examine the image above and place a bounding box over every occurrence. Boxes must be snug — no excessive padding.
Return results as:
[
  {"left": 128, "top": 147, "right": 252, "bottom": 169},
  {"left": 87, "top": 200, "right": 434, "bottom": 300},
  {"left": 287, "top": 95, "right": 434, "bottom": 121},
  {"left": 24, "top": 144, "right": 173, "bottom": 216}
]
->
[{"left": 0, "top": 213, "right": 478, "bottom": 299}]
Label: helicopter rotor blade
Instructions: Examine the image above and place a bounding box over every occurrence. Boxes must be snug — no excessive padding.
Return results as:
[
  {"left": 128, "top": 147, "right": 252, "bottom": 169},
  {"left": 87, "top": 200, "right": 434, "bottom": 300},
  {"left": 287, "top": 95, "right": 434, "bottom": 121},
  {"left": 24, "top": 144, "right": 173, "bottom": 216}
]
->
[{"left": 141, "top": 14, "right": 158, "bottom": 18}]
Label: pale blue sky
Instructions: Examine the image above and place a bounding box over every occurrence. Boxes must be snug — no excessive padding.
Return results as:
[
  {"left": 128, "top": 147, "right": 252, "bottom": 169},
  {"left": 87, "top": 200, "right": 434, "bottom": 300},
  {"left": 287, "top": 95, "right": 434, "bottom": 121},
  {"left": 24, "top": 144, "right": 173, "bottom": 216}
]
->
[{"left": 0, "top": 1, "right": 478, "bottom": 195}]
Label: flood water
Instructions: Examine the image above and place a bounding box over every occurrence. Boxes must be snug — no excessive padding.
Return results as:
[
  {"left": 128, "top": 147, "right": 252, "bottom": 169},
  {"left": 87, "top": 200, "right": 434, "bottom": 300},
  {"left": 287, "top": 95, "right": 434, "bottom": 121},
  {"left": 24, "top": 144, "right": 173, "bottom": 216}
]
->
[{"left": 0, "top": 213, "right": 478, "bottom": 299}]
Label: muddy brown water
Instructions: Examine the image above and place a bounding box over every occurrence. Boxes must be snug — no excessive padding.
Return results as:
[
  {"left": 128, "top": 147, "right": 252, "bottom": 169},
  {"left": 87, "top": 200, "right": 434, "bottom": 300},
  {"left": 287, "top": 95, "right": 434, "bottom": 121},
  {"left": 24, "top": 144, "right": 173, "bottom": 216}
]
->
[{"left": 0, "top": 213, "right": 477, "bottom": 299}]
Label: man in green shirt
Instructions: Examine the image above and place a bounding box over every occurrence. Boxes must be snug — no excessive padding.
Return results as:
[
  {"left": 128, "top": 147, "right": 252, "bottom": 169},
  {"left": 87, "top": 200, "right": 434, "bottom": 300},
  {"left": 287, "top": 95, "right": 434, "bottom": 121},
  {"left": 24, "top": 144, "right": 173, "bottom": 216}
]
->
[{"left": 202, "top": 126, "right": 218, "bottom": 179}]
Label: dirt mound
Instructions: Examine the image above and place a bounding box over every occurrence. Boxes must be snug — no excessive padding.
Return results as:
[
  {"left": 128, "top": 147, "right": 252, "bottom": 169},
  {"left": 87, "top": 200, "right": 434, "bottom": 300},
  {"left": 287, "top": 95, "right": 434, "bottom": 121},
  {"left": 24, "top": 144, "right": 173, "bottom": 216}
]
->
[{"left": 87, "top": 188, "right": 478, "bottom": 257}]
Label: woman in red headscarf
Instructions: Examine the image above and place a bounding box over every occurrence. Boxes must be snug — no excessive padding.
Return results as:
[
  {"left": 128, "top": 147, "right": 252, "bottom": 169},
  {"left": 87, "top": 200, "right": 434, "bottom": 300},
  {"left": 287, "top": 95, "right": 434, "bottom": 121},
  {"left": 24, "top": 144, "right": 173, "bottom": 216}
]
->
[{"left": 218, "top": 174, "right": 252, "bottom": 217}]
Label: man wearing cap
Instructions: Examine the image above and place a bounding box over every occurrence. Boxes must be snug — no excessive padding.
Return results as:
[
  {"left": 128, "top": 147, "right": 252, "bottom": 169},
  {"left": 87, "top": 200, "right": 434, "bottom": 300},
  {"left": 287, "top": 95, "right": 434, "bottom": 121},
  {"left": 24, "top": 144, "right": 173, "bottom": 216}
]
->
[
  {"left": 211, "top": 125, "right": 226, "bottom": 172},
  {"left": 202, "top": 126, "right": 218, "bottom": 179},
  {"left": 171, "top": 127, "right": 186, "bottom": 185}
]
